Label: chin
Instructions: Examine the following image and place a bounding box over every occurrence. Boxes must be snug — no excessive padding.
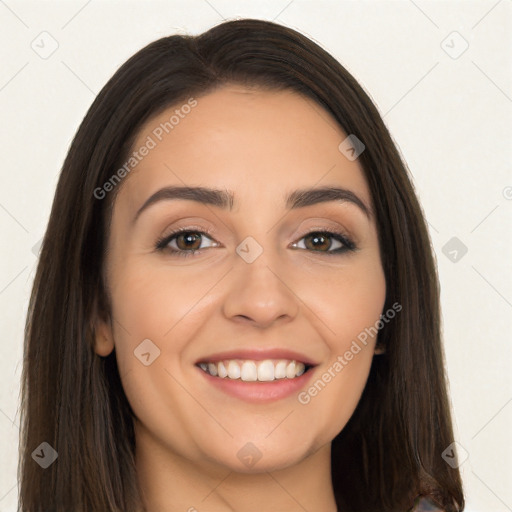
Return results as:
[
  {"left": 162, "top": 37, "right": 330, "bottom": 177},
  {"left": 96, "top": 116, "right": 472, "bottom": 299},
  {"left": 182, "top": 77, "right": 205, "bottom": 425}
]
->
[{"left": 205, "top": 438, "right": 317, "bottom": 474}]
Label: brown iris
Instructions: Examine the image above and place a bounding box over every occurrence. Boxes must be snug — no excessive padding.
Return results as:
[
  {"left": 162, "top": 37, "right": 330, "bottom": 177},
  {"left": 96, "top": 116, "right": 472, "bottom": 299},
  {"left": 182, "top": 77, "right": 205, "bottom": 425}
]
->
[
  {"left": 175, "top": 232, "right": 203, "bottom": 251},
  {"left": 304, "top": 232, "right": 332, "bottom": 251}
]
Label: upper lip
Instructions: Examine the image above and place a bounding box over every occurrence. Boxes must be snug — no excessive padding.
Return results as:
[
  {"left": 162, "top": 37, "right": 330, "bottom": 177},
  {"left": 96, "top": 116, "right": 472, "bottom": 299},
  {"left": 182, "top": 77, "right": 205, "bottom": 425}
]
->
[{"left": 195, "top": 348, "right": 319, "bottom": 367}]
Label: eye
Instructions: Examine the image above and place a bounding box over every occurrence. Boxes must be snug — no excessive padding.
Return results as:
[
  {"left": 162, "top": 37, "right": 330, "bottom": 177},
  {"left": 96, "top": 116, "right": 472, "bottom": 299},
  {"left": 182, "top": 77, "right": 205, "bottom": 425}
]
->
[
  {"left": 155, "top": 227, "right": 357, "bottom": 257},
  {"left": 291, "top": 230, "right": 356, "bottom": 255},
  {"left": 155, "top": 227, "right": 219, "bottom": 257}
]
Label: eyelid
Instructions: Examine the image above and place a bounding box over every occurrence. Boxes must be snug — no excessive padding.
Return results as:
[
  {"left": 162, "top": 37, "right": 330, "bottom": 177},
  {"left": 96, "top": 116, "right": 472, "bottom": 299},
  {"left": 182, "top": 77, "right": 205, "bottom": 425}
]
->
[{"left": 294, "top": 225, "right": 353, "bottom": 242}]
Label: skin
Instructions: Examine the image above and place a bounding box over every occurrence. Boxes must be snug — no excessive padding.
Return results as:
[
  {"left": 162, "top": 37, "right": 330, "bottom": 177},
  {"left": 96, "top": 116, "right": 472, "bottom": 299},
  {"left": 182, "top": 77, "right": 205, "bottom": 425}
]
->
[{"left": 94, "top": 85, "right": 386, "bottom": 512}]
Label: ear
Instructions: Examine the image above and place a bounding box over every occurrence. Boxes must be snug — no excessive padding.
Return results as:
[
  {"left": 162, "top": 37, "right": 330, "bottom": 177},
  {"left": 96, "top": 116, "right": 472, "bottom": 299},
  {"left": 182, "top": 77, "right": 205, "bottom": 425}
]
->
[
  {"left": 94, "top": 318, "right": 115, "bottom": 357},
  {"left": 374, "top": 343, "right": 386, "bottom": 355},
  {"left": 92, "top": 292, "right": 115, "bottom": 357}
]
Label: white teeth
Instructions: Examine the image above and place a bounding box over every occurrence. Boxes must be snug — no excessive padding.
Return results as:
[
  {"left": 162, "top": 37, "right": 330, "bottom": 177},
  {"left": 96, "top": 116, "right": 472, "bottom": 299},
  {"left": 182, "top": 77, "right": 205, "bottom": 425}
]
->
[
  {"left": 240, "top": 361, "right": 257, "bottom": 381},
  {"left": 199, "top": 359, "right": 310, "bottom": 381},
  {"left": 274, "top": 360, "right": 287, "bottom": 379},
  {"left": 257, "top": 360, "right": 274, "bottom": 381},
  {"left": 286, "top": 361, "right": 296, "bottom": 379},
  {"left": 227, "top": 360, "right": 241, "bottom": 379},
  {"left": 217, "top": 361, "right": 228, "bottom": 378}
]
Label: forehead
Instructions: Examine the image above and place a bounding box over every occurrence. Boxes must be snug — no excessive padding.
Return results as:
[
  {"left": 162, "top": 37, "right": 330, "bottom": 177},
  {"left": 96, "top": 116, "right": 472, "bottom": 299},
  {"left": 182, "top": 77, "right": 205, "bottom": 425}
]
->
[{"left": 118, "top": 85, "right": 372, "bottom": 215}]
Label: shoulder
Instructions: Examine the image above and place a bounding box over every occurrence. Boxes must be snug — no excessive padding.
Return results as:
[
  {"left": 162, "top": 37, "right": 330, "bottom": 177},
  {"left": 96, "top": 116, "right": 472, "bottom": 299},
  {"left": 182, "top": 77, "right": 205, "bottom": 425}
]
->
[{"left": 409, "top": 496, "right": 446, "bottom": 512}]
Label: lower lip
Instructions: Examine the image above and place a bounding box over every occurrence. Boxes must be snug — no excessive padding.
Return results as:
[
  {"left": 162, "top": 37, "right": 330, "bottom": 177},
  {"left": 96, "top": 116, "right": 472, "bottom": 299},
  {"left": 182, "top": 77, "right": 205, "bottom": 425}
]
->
[{"left": 196, "top": 365, "right": 316, "bottom": 403}]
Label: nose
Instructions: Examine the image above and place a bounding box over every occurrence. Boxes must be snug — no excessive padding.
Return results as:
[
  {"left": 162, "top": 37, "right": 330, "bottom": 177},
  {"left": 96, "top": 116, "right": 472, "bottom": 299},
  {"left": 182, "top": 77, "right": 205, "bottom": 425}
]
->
[{"left": 221, "top": 249, "right": 300, "bottom": 329}]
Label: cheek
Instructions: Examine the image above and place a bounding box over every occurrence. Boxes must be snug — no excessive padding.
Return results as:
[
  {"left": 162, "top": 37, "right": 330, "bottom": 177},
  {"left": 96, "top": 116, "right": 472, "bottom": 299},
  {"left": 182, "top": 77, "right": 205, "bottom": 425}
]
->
[
  {"left": 107, "top": 258, "right": 224, "bottom": 409},
  {"left": 291, "top": 256, "right": 386, "bottom": 437},
  {"left": 298, "top": 349, "right": 375, "bottom": 446},
  {"left": 297, "top": 255, "right": 386, "bottom": 350},
  {"left": 109, "top": 258, "right": 220, "bottom": 341},
  {"left": 107, "top": 261, "right": 222, "bottom": 453}
]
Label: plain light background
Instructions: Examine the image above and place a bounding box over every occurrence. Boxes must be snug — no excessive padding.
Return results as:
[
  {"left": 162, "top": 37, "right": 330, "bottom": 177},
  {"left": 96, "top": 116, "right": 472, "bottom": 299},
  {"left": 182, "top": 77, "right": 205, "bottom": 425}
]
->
[{"left": 1, "top": 1, "right": 511, "bottom": 511}]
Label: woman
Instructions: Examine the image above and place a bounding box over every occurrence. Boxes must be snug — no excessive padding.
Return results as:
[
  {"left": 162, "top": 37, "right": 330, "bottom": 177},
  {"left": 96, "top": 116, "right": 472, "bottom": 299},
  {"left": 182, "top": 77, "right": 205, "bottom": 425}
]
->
[{"left": 19, "top": 18, "right": 465, "bottom": 512}]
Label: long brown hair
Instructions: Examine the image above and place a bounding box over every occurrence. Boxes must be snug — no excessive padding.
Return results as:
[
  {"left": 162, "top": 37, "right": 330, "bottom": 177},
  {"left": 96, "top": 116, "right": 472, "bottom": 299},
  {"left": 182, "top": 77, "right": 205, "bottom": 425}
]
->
[{"left": 19, "top": 18, "right": 464, "bottom": 512}]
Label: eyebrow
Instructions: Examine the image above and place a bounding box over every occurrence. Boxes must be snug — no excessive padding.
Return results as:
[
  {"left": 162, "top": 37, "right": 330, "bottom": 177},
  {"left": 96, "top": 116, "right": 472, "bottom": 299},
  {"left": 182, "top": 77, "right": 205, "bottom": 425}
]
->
[{"left": 132, "top": 185, "right": 372, "bottom": 224}]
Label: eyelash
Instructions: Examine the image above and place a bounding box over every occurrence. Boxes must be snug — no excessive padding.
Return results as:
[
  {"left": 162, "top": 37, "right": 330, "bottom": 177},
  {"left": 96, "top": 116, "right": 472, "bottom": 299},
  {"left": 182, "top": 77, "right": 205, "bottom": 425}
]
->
[{"left": 155, "top": 226, "right": 357, "bottom": 258}]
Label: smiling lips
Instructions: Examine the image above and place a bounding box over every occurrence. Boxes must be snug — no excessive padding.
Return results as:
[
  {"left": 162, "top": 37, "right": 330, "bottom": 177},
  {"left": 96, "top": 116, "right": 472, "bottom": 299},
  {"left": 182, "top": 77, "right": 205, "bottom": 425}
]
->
[
  {"left": 196, "top": 359, "right": 316, "bottom": 403},
  {"left": 196, "top": 348, "right": 317, "bottom": 384},
  {"left": 199, "top": 359, "right": 308, "bottom": 381}
]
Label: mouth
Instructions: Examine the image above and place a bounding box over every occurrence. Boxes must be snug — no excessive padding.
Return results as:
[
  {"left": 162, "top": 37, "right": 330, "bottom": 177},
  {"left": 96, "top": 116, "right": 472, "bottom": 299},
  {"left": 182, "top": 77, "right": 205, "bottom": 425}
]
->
[
  {"left": 196, "top": 358, "right": 315, "bottom": 382},
  {"left": 194, "top": 349, "right": 319, "bottom": 402}
]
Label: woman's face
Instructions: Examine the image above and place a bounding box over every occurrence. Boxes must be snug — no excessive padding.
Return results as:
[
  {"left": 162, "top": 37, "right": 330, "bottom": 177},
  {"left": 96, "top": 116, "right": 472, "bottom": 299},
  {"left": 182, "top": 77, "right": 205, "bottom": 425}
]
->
[{"left": 95, "top": 85, "right": 386, "bottom": 473}]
